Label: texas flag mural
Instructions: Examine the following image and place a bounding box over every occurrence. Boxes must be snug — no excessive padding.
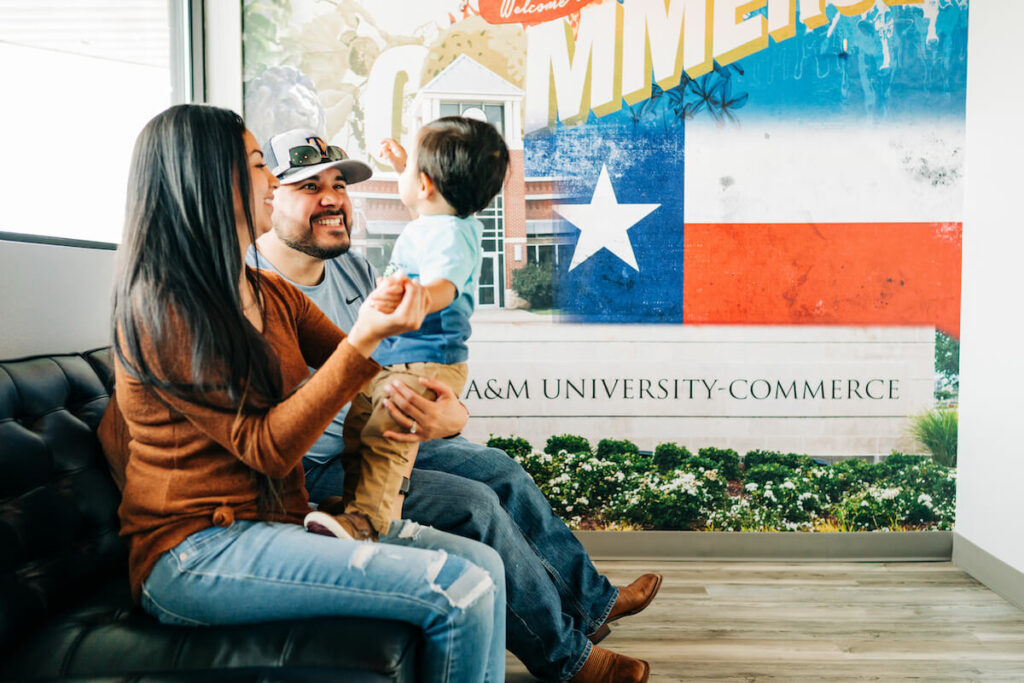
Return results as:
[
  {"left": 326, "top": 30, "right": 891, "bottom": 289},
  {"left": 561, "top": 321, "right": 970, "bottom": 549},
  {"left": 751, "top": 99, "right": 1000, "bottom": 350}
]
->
[
  {"left": 241, "top": 0, "right": 968, "bottom": 456},
  {"left": 522, "top": 0, "right": 966, "bottom": 335},
  {"left": 241, "top": 0, "right": 966, "bottom": 336}
]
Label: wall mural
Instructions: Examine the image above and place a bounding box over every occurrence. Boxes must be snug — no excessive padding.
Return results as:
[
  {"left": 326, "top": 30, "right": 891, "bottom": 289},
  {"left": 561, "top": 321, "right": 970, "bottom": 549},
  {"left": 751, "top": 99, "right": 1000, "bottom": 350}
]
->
[{"left": 244, "top": 0, "right": 967, "bottom": 531}]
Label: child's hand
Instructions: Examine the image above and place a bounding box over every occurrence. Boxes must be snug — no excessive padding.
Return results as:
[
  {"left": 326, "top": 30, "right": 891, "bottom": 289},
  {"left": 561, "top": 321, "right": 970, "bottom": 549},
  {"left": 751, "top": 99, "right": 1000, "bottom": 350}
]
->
[
  {"left": 367, "top": 272, "right": 407, "bottom": 314},
  {"left": 379, "top": 138, "right": 408, "bottom": 173}
]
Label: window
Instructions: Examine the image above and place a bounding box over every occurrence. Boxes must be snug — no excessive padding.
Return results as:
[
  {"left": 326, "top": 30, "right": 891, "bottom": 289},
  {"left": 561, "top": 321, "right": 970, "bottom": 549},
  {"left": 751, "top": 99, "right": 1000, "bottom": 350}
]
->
[
  {"left": 0, "top": 0, "right": 192, "bottom": 245},
  {"left": 438, "top": 101, "right": 504, "bottom": 136},
  {"left": 528, "top": 244, "right": 556, "bottom": 266},
  {"left": 476, "top": 194, "right": 504, "bottom": 307}
]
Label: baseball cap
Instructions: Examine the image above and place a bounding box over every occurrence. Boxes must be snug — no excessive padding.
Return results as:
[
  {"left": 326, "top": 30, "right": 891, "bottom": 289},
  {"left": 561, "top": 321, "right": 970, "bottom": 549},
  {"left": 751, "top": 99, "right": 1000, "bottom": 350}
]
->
[{"left": 264, "top": 129, "right": 372, "bottom": 185}]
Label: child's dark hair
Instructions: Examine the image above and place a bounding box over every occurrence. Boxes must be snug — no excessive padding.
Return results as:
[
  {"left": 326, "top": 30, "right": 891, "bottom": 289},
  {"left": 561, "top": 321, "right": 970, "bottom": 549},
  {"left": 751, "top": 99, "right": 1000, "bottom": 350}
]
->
[{"left": 416, "top": 116, "right": 510, "bottom": 218}]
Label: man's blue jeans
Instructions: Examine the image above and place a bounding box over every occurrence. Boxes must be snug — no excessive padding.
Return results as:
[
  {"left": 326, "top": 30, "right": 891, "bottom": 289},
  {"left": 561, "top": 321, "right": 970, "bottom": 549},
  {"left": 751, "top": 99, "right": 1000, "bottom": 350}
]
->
[
  {"left": 305, "top": 437, "right": 618, "bottom": 681},
  {"left": 141, "top": 519, "right": 505, "bottom": 683}
]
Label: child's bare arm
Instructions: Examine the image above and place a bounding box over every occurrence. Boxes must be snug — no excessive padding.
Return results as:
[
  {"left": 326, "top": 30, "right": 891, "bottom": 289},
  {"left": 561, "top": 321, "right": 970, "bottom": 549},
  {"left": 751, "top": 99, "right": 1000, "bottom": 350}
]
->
[{"left": 423, "top": 279, "right": 456, "bottom": 314}]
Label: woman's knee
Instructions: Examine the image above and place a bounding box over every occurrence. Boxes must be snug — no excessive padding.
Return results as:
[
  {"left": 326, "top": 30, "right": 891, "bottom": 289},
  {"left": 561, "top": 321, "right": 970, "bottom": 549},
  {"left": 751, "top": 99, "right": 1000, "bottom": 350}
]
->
[
  {"left": 428, "top": 550, "right": 502, "bottom": 617},
  {"left": 461, "top": 542, "right": 505, "bottom": 592}
]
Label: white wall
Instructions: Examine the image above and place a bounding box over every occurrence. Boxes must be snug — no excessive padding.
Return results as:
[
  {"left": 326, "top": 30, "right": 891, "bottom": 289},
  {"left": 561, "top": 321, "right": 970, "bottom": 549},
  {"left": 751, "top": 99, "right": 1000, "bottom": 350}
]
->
[
  {"left": 0, "top": 240, "right": 116, "bottom": 358},
  {"left": 955, "top": 1, "right": 1024, "bottom": 574}
]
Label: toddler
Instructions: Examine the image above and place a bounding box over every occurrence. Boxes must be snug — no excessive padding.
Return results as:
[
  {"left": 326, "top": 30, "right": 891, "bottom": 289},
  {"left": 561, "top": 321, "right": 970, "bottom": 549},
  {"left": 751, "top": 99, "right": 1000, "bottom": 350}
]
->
[{"left": 304, "top": 116, "right": 509, "bottom": 540}]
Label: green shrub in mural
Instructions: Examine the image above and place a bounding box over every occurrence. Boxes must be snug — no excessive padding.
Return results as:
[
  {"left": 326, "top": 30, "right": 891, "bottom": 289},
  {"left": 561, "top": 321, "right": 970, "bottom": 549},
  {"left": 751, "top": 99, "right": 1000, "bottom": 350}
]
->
[
  {"left": 609, "top": 468, "right": 730, "bottom": 531},
  {"left": 487, "top": 435, "right": 532, "bottom": 459},
  {"left": 744, "top": 463, "right": 800, "bottom": 489},
  {"left": 514, "top": 449, "right": 628, "bottom": 520},
  {"left": 813, "top": 458, "right": 881, "bottom": 503},
  {"left": 544, "top": 433, "right": 590, "bottom": 457},
  {"left": 652, "top": 443, "right": 691, "bottom": 474},
  {"left": 595, "top": 438, "right": 638, "bottom": 458},
  {"left": 489, "top": 435, "right": 956, "bottom": 532},
  {"left": 696, "top": 447, "right": 742, "bottom": 482},
  {"left": 911, "top": 408, "right": 958, "bottom": 467},
  {"left": 743, "top": 449, "right": 815, "bottom": 471},
  {"left": 511, "top": 262, "right": 553, "bottom": 310}
]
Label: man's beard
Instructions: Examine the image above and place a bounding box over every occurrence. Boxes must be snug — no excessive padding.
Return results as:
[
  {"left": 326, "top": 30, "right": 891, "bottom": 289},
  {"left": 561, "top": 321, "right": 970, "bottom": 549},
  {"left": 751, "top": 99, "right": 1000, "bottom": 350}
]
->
[{"left": 280, "top": 212, "right": 350, "bottom": 260}]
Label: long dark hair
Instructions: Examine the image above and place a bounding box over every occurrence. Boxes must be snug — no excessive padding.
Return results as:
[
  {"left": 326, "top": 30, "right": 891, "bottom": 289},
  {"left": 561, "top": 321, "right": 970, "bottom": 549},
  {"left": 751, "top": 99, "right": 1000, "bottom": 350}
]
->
[{"left": 113, "top": 104, "right": 285, "bottom": 512}]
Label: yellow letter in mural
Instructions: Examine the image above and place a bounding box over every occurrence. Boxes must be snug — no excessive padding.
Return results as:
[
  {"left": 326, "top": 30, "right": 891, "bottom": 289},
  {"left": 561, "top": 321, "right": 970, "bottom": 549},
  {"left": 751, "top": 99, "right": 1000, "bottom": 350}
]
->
[
  {"left": 800, "top": 0, "right": 828, "bottom": 29},
  {"left": 768, "top": 0, "right": 797, "bottom": 42},
  {"left": 524, "top": 0, "right": 619, "bottom": 133},
  {"left": 621, "top": 0, "right": 713, "bottom": 106},
  {"left": 830, "top": 0, "right": 876, "bottom": 15},
  {"left": 714, "top": 0, "right": 768, "bottom": 66}
]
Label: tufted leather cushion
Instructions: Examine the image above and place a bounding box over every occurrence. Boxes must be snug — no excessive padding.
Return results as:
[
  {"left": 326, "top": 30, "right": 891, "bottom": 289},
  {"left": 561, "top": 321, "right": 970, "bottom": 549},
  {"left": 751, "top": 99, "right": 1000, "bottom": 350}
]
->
[
  {"left": 0, "top": 351, "right": 421, "bottom": 681},
  {"left": 0, "top": 354, "right": 125, "bottom": 648}
]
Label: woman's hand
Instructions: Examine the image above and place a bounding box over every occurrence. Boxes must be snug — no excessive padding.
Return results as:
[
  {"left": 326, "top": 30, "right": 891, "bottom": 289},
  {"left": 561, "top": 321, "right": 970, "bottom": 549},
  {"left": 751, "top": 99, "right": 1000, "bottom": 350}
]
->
[
  {"left": 367, "top": 273, "right": 406, "bottom": 314},
  {"left": 346, "top": 277, "right": 428, "bottom": 358},
  {"left": 382, "top": 377, "right": 469, "bottom": 442}
]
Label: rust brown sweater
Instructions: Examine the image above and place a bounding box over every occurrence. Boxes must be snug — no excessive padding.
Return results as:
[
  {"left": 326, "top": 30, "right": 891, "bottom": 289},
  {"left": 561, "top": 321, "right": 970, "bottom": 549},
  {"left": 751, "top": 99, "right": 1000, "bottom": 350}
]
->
[{"left": 109, "top": 272, "right": 380, "bottom": 600}]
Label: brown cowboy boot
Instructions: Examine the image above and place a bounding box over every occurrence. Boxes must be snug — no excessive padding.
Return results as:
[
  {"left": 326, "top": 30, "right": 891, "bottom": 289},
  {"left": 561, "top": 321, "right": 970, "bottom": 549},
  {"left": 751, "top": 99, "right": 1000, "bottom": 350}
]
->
[
  {"left": 570, "top": 645, "right": 650, "bottom": 683},
  {"left": 589, "top": 573, "right": 663, "bottom": 644}
]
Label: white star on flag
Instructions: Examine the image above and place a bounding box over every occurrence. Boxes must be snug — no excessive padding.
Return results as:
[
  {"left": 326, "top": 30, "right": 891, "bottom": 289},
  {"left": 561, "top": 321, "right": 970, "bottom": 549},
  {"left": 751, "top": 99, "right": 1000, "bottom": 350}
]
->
[{"left": 554, "top": 165, "right": 660, "bottom": 272}]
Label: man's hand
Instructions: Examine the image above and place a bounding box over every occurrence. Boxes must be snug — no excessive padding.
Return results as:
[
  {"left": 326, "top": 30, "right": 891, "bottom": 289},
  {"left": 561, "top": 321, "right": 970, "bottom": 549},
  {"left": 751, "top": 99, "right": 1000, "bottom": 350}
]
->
[
  {"left": 379, "top": 138, "right": 408, "bottom": 173},
  {"left": 382, "top": 377, "right": 469, "bottom": 442}
]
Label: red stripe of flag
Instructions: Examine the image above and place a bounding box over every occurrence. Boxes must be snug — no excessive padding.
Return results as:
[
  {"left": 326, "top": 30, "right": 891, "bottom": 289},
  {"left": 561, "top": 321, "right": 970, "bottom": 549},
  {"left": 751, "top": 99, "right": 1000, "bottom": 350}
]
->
[{"left": 682, "top": 222, "right": 962, "bottom": 337}]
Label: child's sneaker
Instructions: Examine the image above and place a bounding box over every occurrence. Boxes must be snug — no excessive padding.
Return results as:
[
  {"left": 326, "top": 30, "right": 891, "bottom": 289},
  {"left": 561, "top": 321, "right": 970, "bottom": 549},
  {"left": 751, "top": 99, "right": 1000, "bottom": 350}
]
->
[{"left": 304, "top": 510, "right": 377, "bottom": 542}]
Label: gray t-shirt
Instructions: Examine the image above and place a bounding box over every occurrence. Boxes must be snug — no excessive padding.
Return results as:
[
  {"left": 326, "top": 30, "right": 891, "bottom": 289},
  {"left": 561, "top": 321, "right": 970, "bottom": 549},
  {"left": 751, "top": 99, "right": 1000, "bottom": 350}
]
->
[{"left": 246, "top": 247, "right": 378, "bottom": 463}]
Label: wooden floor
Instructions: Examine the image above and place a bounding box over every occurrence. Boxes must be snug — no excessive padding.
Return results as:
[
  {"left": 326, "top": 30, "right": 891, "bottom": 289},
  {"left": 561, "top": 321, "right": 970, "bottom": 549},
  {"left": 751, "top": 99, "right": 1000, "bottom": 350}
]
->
[{"left": 506, "top": 560, "right": 1024, "bottom": 681}]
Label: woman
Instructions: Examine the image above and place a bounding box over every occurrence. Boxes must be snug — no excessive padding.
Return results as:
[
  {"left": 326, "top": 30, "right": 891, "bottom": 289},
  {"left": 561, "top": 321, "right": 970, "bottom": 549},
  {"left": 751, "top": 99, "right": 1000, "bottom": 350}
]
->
[{"left": 110, "top": 104, "right": 504, "bottom": 682}]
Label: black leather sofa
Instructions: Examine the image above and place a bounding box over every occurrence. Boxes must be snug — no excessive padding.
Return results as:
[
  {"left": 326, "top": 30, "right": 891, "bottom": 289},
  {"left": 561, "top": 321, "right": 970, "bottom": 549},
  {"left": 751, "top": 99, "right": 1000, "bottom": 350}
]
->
[{"left": 0, "top": 350, "right": 421, "bottom": 682}]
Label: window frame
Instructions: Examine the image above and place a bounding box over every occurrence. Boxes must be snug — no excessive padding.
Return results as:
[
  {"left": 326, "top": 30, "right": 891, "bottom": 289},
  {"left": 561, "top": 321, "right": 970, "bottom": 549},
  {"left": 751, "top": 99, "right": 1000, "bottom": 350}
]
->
[{"left": 0, "top": 0, "right": 203, "bottom": 251}]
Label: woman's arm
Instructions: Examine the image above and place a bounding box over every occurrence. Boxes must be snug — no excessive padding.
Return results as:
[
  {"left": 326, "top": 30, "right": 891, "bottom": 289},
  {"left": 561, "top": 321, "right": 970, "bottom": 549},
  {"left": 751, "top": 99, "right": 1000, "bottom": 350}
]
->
[
  {"left": 135, "top": 337, "right": 379, "bottom": 479},
  {"left": 132, "top": 279, "right": 429, "bottom": 478}
]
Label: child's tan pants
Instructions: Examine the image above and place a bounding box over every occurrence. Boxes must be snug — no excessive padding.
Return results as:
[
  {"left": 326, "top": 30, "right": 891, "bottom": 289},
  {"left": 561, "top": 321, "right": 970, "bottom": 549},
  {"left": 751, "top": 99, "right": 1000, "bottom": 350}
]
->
[{"left": 341, "top": 362, "right": 468, "bottom": 535}]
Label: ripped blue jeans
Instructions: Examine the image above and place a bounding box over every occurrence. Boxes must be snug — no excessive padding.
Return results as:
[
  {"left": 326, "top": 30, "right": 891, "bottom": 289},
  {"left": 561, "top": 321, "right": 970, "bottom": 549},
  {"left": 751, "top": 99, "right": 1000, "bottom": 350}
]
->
[{"left": 141, "top": 519, "right": 505, "bottom": 683}]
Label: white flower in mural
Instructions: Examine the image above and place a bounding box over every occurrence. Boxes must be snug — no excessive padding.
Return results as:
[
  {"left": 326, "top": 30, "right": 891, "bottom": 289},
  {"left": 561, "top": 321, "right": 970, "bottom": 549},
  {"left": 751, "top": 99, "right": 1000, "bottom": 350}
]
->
[{"left": 876, "top": 487, "right": 901, "bottom": 501}]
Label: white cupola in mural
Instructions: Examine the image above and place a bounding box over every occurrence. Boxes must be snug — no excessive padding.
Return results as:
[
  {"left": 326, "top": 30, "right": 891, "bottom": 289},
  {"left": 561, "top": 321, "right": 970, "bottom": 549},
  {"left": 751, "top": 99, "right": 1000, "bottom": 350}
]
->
[{"left": 411, "top": 54, "right": 524, "bottom": 147}]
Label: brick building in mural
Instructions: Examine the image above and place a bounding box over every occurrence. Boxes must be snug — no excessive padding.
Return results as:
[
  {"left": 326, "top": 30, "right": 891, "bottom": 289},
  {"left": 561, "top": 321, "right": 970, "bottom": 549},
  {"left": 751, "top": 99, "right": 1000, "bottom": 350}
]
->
[{"left": 348, "top": 55, "right": 572, "bottom": 308}]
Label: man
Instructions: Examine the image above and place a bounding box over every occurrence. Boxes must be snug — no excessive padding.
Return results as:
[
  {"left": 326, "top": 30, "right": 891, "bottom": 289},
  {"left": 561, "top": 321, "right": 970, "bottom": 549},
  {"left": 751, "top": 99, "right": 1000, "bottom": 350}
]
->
[{"left": 248, "top": 129, "right": 661, "bottom": 682}]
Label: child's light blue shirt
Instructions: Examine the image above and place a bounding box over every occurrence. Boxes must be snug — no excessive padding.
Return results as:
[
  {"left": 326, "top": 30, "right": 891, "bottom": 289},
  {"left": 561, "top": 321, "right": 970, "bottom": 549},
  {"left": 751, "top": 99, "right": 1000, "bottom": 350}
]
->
[{"left": 375, "top": 213, "right": 483, "bottom": 366}]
